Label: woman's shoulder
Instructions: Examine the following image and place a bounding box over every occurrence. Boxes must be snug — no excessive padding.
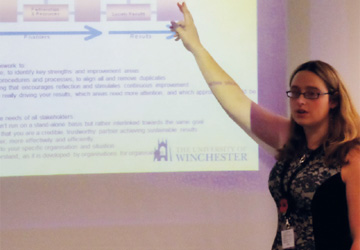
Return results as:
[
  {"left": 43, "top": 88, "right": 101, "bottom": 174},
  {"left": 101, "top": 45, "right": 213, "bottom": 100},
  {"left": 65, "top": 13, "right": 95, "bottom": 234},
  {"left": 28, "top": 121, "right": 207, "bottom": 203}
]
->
[
  {"left": 341, "top": 142, "right": 360, "bottom": 183},
  {"left": 345, "top": 141, "right": 360, "bottom": 164}
]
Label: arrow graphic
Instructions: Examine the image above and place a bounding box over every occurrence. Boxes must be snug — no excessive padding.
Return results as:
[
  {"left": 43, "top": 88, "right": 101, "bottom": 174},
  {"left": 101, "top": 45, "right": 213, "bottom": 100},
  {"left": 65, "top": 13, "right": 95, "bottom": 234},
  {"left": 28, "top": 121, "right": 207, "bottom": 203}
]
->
[{"left": 0, "top": 25, "right": 102, "bottom": 41}]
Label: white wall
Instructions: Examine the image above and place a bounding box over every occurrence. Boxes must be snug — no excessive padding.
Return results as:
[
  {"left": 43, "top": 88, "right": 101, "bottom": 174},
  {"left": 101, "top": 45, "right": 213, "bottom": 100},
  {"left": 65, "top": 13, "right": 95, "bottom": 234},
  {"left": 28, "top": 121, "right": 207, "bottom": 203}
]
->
[{"left": 287, "top": 0, "right": 360, "bottom": 109}]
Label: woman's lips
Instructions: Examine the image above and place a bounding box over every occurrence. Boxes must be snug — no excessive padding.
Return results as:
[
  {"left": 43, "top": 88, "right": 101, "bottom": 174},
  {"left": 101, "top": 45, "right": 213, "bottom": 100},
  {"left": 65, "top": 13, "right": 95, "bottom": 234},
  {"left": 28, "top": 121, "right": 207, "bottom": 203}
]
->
[
  {"left": 294, "top": 109, "right": 309, "bottom": 118},
  {"left": 297, "top": 109, "right": 308, "bottom": 114}
]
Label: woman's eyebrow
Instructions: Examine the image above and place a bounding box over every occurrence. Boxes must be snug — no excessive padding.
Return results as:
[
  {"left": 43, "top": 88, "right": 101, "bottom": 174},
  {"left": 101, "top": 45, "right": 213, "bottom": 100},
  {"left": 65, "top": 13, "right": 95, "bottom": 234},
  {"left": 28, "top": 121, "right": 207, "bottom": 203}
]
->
[
  {"left": 305, "top": 86, "right": 321, "bottom": 91},
  {"left": 290, "top": 86, "right": 300, "bottom": 90},
  {"left": 290, "top": 85, "right": 321, "bottom": 91}
]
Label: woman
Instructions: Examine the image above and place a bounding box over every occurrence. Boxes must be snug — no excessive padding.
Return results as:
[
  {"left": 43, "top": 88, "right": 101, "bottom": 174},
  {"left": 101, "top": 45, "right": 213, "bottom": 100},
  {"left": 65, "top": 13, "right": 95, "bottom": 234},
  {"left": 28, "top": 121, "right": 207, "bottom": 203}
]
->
[{"left": 170, "top": 2, "right": 360, "bottom": 250}]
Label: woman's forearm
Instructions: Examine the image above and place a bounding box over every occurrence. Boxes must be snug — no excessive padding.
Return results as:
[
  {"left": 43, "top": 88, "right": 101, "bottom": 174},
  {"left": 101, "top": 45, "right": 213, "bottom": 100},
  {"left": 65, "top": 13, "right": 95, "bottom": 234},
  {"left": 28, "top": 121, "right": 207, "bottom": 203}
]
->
[{"left": 191, "top": 46, "right": 252, "bottom": 131}]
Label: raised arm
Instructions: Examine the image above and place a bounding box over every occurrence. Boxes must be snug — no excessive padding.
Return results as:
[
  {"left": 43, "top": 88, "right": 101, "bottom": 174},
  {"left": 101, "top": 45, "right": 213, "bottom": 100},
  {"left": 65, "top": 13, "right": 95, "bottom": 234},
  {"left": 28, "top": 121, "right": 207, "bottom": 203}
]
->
[{"left": 171, "top": 2, "right": 290, "bottom": 152}]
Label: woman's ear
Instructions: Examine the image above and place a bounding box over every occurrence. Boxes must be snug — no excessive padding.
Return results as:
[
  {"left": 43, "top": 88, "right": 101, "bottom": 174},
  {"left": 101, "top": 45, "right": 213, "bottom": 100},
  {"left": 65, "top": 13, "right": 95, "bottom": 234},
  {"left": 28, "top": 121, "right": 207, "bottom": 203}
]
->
[{"left": 329, "top": 91, "right": 339, "bottom": 109}]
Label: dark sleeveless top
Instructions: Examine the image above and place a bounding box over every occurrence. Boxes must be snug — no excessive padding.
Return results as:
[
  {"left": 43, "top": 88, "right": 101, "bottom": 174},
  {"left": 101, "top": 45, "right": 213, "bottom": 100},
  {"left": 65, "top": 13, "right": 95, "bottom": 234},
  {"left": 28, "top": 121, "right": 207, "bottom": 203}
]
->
[
  {"left": 268, "top": 147, "right": 352, "bottom": 250},
  {"left": 312, "top": 173, "right": 352, "bottom": 250}
]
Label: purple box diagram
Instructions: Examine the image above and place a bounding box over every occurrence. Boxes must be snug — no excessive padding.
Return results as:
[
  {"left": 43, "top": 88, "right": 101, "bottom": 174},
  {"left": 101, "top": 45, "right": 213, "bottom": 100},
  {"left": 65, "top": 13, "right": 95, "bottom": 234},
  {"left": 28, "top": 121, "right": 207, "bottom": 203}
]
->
[
  {"left": 157, "top": 0, "right": 183, "bottom": 21},
  {"left": 0, "top": 0, "right": 184, "bottom": 23},
  {"left": 0, "top": 0, "right": 17, "bottom": 22},
  {"left": 24, "top": 5, "right": 69, "bottom": 22},
  {"left": 107, "top": 4, "right": 151, "bottom": 21},
  {"left": 75, "top": 0, "right": 100, "bottom": 22}
]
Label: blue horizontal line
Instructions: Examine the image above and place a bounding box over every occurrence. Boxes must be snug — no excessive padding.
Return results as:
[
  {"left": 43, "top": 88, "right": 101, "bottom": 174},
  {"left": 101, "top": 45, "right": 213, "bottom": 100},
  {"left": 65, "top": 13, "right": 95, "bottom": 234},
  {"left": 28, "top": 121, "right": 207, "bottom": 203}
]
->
[
  {"left": 0, "top": 31, "right": 88, "bottom": 36},
  {"left": 0, "top": 26, "right": 102, "bottom": 40}
]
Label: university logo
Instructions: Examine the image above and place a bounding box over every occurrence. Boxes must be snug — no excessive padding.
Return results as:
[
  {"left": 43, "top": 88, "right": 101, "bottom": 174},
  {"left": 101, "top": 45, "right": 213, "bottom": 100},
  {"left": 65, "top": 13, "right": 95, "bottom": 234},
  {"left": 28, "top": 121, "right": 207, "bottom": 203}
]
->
[{"left": 154, "top": 140, "right": 172, "bottom": 161}]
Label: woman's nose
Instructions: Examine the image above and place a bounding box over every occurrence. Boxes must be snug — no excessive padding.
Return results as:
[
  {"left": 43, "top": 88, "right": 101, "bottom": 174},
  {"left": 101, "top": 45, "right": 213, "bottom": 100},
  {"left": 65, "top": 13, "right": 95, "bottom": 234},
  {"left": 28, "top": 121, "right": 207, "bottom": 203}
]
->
[{"left": 295, "top": 94, "right": 307, "bottom": 104}]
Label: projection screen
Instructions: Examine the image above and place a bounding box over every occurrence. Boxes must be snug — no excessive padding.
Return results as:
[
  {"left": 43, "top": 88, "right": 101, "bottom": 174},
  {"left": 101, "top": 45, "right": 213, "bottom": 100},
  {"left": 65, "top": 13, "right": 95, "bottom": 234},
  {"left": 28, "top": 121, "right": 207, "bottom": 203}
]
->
[{"left": 0, "top": 0, "right": 258, "bottom": 176}]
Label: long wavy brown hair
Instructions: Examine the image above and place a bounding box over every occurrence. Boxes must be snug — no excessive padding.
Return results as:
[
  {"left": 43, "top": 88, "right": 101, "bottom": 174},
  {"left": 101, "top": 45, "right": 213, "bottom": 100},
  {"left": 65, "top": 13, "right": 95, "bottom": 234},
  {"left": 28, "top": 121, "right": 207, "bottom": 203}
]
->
[{"left": 277, "top": 60, "right": 360, "bottom": 166}]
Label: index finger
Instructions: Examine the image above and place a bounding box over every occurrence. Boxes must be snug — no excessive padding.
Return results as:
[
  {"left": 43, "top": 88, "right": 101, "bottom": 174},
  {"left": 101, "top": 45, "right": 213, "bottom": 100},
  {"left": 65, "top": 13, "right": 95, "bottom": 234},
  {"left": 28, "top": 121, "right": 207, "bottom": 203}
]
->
[{"left": 177, "top": 2, "right": 194, "bottom": 25}]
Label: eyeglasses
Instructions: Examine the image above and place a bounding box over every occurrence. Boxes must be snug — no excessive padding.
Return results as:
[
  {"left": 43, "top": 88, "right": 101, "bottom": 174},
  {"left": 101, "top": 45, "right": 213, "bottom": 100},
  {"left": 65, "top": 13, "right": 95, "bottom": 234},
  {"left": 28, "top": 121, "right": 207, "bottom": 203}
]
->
[{"left": 286, "top": 90, "right": 332, "bottom": 100}]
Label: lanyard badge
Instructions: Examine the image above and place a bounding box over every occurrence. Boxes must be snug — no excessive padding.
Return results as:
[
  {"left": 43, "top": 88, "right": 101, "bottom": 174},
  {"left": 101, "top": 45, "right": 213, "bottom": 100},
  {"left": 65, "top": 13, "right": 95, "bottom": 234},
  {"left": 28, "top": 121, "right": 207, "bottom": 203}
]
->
[
  {"left": 277, "top": 150, "right": 315, "bottom": 249},
  {"left": 278, "top": 153, "right": 308, "bottom": 249},
  {"left": 279, "top": 198, "right": 296, "bottom": 249},
  {"left": 281, "top": 225, "right": 295, "bottom": 249}
]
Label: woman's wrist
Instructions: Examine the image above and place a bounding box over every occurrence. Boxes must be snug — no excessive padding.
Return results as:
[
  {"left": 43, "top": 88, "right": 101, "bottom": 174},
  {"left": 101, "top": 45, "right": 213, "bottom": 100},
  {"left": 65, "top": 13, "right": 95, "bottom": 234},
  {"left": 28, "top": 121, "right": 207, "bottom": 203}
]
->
[{"left": 191, "top": 44, "right": 206, "bottom": 57}]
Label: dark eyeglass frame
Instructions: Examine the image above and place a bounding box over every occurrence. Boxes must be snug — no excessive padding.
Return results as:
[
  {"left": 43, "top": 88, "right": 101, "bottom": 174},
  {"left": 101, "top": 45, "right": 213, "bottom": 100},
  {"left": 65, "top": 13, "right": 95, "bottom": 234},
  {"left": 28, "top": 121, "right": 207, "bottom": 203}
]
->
[{"left": 286, "top": 90, "right": 332, "bottom": 100}]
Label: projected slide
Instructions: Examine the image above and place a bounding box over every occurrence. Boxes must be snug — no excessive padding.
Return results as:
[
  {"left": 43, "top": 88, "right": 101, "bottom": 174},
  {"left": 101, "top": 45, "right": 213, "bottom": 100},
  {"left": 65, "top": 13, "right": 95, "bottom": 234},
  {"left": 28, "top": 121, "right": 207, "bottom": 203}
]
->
[{"left": 0, "top": 0, "right": 258, "bottom": 176}]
